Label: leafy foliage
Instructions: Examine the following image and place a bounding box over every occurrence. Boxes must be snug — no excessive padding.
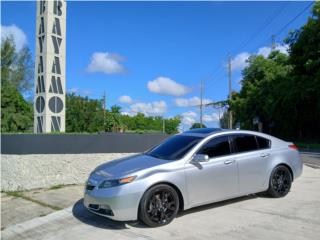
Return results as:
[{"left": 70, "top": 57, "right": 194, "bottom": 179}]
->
[
  {"left": 190, "top": 123, "right": 207, "bottom": 129},
  {"left": 230, "top": 2, "right": 320, "bottom": 139},
  {"left": 1, "top": 38, "right": 33, "bottom": 132},
  {"left": 66, "top": 93, "right": 180, "bottom": 134},
  {"left": 1, "top": 81, "right": 33, "bottom": 132},
  {"left": 65, "top": 94, "right": 105, "bottom": 133},
  {"left": 1, "top": 37, "right": 33, "bottom": 95}
]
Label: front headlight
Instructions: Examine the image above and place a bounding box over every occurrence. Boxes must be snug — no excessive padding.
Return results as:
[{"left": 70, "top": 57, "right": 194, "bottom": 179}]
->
[{"left": 99, "top": 176, "right": 136, "bottom": 189}]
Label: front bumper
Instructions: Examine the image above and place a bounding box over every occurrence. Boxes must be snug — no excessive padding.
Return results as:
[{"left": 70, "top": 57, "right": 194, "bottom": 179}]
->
[{"left": 83, "top": 183, "right": 143, "bottom": 221}]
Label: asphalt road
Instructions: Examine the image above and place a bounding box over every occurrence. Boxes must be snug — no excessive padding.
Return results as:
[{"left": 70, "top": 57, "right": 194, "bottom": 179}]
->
[{"left": 2, "top": 156, "right": 320, "bottom": 240}]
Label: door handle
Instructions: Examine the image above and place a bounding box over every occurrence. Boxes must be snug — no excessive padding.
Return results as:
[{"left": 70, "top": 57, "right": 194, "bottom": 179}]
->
[
  {"left": 260, "top": 153, "right": 270, "bottom": 158},
  {"left": 224, "top": 160, "right": 235, "bottom": 165}
]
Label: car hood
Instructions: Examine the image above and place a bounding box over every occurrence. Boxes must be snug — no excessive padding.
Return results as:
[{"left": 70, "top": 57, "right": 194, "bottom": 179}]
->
[{"left": 90, "top": 154, "right": 168, "bottom": 181}]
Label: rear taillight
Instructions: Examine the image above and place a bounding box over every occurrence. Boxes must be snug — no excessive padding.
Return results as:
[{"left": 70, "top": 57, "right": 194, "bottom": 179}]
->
[{"left": 289, "top": 144, "right": 298, "bottom": 150}]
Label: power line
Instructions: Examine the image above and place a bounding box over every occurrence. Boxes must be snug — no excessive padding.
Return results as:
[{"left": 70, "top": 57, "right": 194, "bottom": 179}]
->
[
  {"left": 252, "top": 1, "right": 314, "bottom": 51},
  {"left": 273, "top": 1, "right": 314, "bottom": 37},
  {"left": 208, "top": 2, "right": 313, "bottom": 97},
  {"left": 231, "top": 1, "right": 289, "bottom": 55},
  {"left": 206, "top": 3, "right": 289, "bottom": 96}
]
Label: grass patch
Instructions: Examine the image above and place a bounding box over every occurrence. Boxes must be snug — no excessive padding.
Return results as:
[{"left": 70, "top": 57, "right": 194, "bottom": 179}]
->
[
  {"left": 49, "top": 184, "right": 64, "bottom": 190},
  {"left": 6, "top": 191, "right": 23, "bottom": 198},
  {"left": 6, "top": 191, "right": 62, "bottom": 211}
]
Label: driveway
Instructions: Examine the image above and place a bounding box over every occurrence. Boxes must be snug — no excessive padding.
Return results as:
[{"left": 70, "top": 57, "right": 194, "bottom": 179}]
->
[{"left": 2, "top": 156, "right": 320, "bottom": 240}]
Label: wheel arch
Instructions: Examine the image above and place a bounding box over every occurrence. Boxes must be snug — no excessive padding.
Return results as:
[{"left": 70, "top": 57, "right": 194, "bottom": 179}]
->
[
  {"left": 140, "top": 181, "right": 185, "bottom": 211},
  {"left": 274, "top": 163, "right": 294, "bottom": 181}
]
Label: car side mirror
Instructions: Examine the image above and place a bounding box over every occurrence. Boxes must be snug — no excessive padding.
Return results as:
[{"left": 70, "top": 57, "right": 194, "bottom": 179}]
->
[{"left": 192, "top": 154, "right": 209, "bottom": 163}]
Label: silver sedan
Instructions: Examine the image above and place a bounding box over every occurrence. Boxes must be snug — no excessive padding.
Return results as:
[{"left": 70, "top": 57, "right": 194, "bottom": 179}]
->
[{"left": 84, "top": 128, "right": 303, "bottom": 227}]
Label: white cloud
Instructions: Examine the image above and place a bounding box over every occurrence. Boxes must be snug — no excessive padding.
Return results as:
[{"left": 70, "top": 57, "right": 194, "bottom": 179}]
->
[
  {"left": 203, "top": 113, "right": 220, "bottom": 123},
  {"left": 68, "top": 88, "right": 79, "bottom": 93},
  {"left": 1, "top": 25, "right": 27, "bottom": 51},
  {"left": 87, "top": 52, "right": 125, "bottom": 74},
  {"left": 257, "top": 44, "right": 289, "bottom": 58},
  {"left": 180, "top": 111, "right": 198, "bottom": 126},
  {"left": 120, "top": 111, "right": 134, "bottom": 116},
  {"left": 118, "top": 95, "right": 133, "bottom": 104},
  {"left": 130, "top": 100, "right": 167, "bottom": 116},
  {"left": 175, "top": 96, "right": 212, "bottom": 107},
  {"left": 147, "top": 77, "right": 191, "bottom": 96},
  {"left": 230, "top": 52, "right": 250, "bottom": 71},
  {"left": 231, "top": 44, "right": 289, "bottom": 72}
]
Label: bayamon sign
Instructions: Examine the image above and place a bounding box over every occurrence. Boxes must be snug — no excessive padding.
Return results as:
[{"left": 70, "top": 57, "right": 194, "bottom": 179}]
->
[{"left": 34, "top": 0, "right": 66, "bottom": 133}]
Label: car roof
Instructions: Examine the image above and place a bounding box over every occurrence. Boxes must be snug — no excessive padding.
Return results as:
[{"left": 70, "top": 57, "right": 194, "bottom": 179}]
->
[
  {"left": 183, "top": 128, "right": 223, "bottom": 135},
  {"left": 180, "top": 128, "right": 226, "bottom": 137},
  {"left": 180, "top": 128, "right": 281, "bottom": 141}
]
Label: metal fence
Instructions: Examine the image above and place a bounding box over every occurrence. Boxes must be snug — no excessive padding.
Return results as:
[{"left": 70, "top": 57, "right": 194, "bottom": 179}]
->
[{"left": 1, "top": 133, "right": 169, "bottom": 154}]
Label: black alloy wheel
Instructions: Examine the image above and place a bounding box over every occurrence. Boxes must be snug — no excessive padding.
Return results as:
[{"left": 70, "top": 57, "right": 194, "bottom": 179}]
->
[
  {"left": 139, "top": 184, "right": 179, "bottom": 227},
  {"left": 267, "top": 165, "right": 292, "bottom": 198}
]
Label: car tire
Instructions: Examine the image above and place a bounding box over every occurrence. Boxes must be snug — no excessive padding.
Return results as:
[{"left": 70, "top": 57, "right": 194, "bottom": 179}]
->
[
  {"left": 266, "top": 165, "right": 292, "bottom": 198},
  {"left": 139, "top": 184, "right": 179, "bottom": 227}
]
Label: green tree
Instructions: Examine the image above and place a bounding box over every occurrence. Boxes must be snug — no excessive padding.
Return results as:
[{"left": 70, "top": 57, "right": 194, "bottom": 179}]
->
[
  {"left": 1, "top": 37, "right": 33, "bottom": 95},
  {"left": 231, "top": 2, "right": 320, "bottom": 139},
  {"left": 1, "top": 81, "right": 33, "bottom": 132},
  {"left": 1, "top": 37, "right": 33, "bottom": 132},
  {"left": 190, "top": 123, "right": 207, "bottom": 129},
  {"left": 219, "top": 110, "right": 236, "bottom": 129},
  {"left": 231, "top": 52, "right": 291, "bottom": 134},
  {"left": 284, "top": 1, "right": 320, "bottom": 138},
  {"left": 66, "top": 93, "right": 104, "bottom": 132},
  {"left": 163, "top": 117, "right": 181, "bottom": 134}
]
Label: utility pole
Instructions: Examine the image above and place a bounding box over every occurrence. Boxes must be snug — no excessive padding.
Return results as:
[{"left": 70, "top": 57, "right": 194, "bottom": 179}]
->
[
  {"left": 228, "top": 55, "right": 233, "bottom": 129},
  {"left": 162, "top": 118, "right": 165, "bottom": 133},
  {"left": 103, "top": 91, "right": 106, "bottom": 130},
  {"left": 200, "top": 79, "right": 204, "bottom": 128},
  {"left": 271, "top": 34, "right": 276, "bottom": 51}
]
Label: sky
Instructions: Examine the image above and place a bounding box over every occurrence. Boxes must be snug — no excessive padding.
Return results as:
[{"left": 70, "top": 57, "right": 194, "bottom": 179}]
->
[{"left": 1, "top": 0, "right": 314, "bottom": 130}]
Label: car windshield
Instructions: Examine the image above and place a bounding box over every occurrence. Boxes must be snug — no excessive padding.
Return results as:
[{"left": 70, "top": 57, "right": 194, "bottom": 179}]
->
[{"left": 146, "top": 135, "right": 202, "bottom": 160}]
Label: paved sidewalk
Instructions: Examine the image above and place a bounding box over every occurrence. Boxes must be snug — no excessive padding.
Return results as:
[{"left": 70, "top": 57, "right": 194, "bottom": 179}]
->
[
  {"left": 1, "top": 185, "right": 84, "bottom": 230},
  {"left": 1, "top": 165, "right": 320, "bottom": 240}
]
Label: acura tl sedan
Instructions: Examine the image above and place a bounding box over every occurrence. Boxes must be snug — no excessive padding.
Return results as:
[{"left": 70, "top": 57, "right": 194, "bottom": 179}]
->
[{"left": 84, "top": 128, "right": 302, "bottom": 227}]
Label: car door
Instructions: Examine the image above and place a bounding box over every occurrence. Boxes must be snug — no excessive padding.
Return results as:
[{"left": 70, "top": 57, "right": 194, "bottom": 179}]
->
[
  {"left": 231, "top": 134, "right": 271, "bottom": 194},
  {"left": 185, "top": 135, "right": 238, "bottom": 207}
]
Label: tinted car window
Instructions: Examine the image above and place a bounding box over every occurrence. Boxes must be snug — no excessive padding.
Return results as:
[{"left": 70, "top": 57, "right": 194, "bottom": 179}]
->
[
  {"left": 233, "top": 134, "right": 258, "bottom": 153},
  {"left": 146, "top": 135, "right": 202, "bottom": 160},
  {"left": 198, "top": 136, "right": 231, "bottom": 158},
  {"left": 256, "top": 136, "right": 271, "bottom": 149}
]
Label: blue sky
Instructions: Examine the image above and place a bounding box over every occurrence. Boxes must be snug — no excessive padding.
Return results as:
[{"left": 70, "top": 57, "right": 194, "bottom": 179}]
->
[{"left": 1, "top": 1, "right": 314, "bottom": 129}]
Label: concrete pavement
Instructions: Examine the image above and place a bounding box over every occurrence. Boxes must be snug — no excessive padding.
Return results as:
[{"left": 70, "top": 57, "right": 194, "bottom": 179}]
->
[{"left": 2, "top": 163, "right": 320, "bottom": 240}]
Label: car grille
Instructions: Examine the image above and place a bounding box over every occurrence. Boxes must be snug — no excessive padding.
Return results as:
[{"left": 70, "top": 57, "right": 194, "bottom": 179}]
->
[
  {"left": 86, "top": 184, "right": 95, "bottom": 191},
  {"left": 88, "top": 204, "right": 114, "bottom": 216},
  {"left": 88, "top": 204, "right": 99, "bottom": 210}
]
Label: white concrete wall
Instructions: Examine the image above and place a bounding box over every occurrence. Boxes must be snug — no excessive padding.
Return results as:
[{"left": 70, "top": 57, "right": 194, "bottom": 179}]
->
[{"left": 1, "top": 153, "right": 136, "bottom": 192}]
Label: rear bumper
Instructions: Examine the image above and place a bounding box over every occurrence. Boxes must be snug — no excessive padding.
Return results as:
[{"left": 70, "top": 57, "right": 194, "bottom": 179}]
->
[
  {"left": 292, "top": 152, "right": 303, "bottom": 180},
  {"left": 83, "top": 185, "right": 143, "bottom": 221}
]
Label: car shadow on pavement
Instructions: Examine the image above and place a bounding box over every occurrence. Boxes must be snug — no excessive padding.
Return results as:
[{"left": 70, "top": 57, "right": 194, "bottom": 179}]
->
[
  {"left": 177, "top": 194, "right": 258, "bottom": 218},
  {"left": 73, "top": 194, "right": 261, "bottom": 229},
  {"left": 72, "top": 199, "right": 133, "bottom": 230}
]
